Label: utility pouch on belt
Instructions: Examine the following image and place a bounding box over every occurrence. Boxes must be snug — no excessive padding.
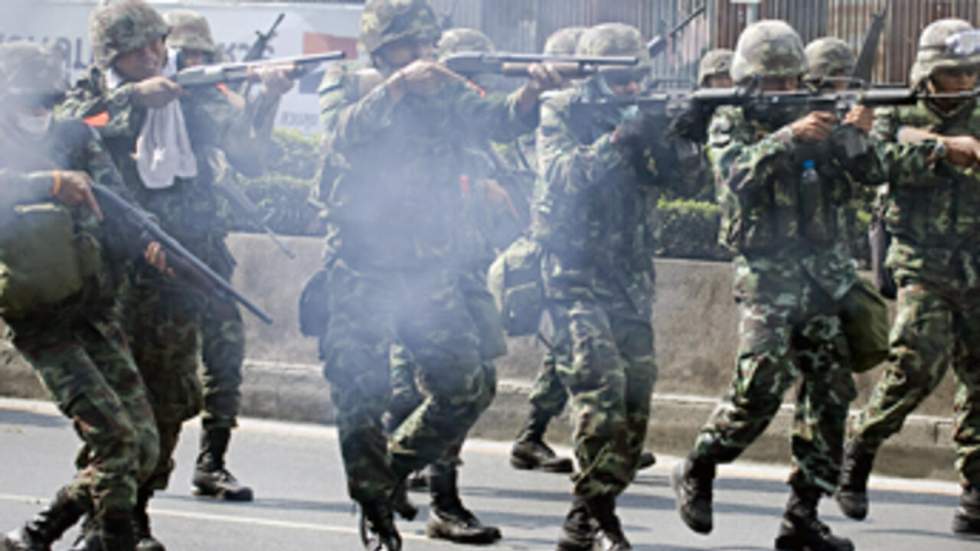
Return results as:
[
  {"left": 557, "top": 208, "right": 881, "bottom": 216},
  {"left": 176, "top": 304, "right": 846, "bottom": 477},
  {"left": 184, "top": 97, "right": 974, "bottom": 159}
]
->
[
  {"left": 840, "top": 278, "right": 890, "bottom": 373},
  {"left": 868, "top": 214, "right": 896, "bottom": 300},
  {"left": 488, "top": 236, "right": 544, "bottom": 337},
  {"left": 0, "top": 203, "right": 98, "bottom": 319},
  {"left": 299, "top": 268, "right": 330, "bottom": 338}
]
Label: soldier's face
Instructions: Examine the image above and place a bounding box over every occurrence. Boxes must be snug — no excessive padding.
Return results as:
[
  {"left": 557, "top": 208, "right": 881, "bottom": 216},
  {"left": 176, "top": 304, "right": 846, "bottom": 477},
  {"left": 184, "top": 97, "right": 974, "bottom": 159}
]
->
[
  {"left": 377, "top": 37, "right": 436, "bottom": 72},
  {"left": 930, "top": 66, "right": 978, "bottom": 93},
  {"left": 114, "top": 37, "right": 166, "bottom": 82},
  {"left": 705, "top": 74, "right": 733, "bottom": 88},
  {"left": 178, "top": 49, "right": 210, "bottom": 69},
  {"left": 758, "top": 76, "right": 799, "bottom": 92}
]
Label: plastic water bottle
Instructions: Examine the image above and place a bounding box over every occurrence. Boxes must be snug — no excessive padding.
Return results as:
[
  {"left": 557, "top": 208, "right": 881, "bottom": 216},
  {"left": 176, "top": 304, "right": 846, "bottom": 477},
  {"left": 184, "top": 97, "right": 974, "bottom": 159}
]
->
[
  {"left": 800, "top": 159, "right": 820, "bottom": 222},
  {"left": 801, "top": 159, "right": 819, "bottom": 187}
]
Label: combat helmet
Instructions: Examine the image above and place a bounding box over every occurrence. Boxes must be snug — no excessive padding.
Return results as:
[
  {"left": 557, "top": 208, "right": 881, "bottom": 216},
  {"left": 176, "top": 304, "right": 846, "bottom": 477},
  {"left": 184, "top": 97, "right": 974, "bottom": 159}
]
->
[
  {"left": 0, "top": 42, "right": 66, "bottom": 103},
  {"left": 437, "top": 27, "right": 494, "bottom": 60},
  {"left": 90, "top": 0, "right": 169, "bottom": 68},
  {"left": 805, "top": 37, "right": 855, "bottom": 83},
  {"left": 360, "top": 0, "right": 441, "bottom": 57},
  {"left": 697, "top": 48, "right": 734, "bottom": 87},
  {"left": 544, "top": 27, "right": 587, "bottom": 56},
  {"left": 910, "top": 18, "right": 980, "bottom": 88},
  {"left": 577, "top": 23, "right": 651, "bottom": 65},
  {"left": 730, "top": 19, "right": 807, "bottom": 85},
  {"left": 164, "top": 10, "right": 218, "bottom": 55}
]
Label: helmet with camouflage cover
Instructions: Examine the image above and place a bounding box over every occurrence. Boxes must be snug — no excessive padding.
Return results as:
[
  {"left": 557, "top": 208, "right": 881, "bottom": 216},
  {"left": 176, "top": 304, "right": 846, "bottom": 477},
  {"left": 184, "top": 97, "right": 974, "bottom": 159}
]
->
[
  {"left": 544, "top": 27, "right": 587, "bottom": 56},
  {"left": 730, "top": 20, "right": 807, "bottom": 85},
  {"left": 90, "top": 0, "right": 169, "bottom": 68},
  {"left": 698, "top": 49, "right": 734, "bottom": 86},
  {"left": 576, "top": 23, "right": 651, "bottom": 66},
  {"left": 360, "top": 0, "right": 442, "bottom": 56},
  {"left": 909, "top": 18, "right": 980, "bottom": 88},
  {"left": 437, "top": 27, "right": 494, "bottom": 60},
  {"left": 0, "top": 42, "right": 66, "bottom": 100},
  {"left": 804, "top": 37, "right": 855, "bottom": 82},
  {"left": 164, "top": 10, "right": 217, "bottom": 55}
]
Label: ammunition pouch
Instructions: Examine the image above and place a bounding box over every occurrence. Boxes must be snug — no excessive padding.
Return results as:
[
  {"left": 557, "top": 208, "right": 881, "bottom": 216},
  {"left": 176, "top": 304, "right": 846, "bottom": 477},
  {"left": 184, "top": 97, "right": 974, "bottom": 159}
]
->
[
  {"left": 298, "top": 267, "right": 330, "bottom": 338},
  {"left": 487, "top": 236, "right": 544, "bottom": 337},
  {"left": 840, "top": 279, "right": 890, "bottom": 373}
]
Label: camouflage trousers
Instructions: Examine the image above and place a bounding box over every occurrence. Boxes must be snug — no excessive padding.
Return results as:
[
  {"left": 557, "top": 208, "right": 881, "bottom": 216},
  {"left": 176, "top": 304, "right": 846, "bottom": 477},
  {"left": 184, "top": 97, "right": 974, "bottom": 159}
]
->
[
  {"left": 545, "top": 295, "right": 657, "bottom": 499},
  {"left": 692, "top": 278, "right": 857, "bottom": 494},
  {"left": 851, "top": 280, "right": 980, "bottom": 487},
  {"left": 524, "top": 352, "right": 568, "bottom": 431},
  {"left": 125, "top": 275, "right": 204, "bottom": 491},
  {"left": 199, "top": 260, "right": 245, "bottom": 431},
  {"left": 10, "top": 310, "right": 159, "bottom": 519},
  {"left": 319, "top": 261, "right": 499, "bottom": 504}
]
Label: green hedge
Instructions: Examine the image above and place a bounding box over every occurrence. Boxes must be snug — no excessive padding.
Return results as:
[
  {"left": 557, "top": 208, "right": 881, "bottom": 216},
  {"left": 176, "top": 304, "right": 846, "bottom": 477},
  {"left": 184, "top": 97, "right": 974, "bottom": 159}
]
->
[{"left": 653, "top": 197, "right": 730, "bottom": 261}]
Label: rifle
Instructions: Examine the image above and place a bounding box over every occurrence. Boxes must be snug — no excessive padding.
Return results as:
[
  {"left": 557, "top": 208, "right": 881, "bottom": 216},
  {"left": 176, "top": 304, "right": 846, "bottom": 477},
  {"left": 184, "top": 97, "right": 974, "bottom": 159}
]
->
[
  {"left": 92, "top": 185, "right": 275, "bottom": 325},
  {"left": 175, "top": 51, "right": 346, "bottom": 89},
  {"left": 646, "top": 4, "right": 706, "bottom": 59},
  {"left": 243, "top": 13, "right": 285, "bottom": 63},
  {"left": 442, "top": 52, "right": 639, "bottom": 78},
  {"left": 852, "top": 9, "right": 887, "bottom": 85},
  {"left": 213, "top": 181, "right": 296, "bottom": 260}
]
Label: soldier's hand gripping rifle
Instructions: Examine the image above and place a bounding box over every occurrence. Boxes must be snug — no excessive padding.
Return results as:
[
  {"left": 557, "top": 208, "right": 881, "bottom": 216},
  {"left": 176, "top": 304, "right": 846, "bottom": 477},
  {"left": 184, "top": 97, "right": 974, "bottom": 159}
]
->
[
  {"left": 442, "top": 52, "right": 639, "bottom": 79},
  {"left": 174, "top": 51, "right": 346, "bottom": 89},
  {"left": 91, "top": 185, "right": 275, "bottom": 325}
]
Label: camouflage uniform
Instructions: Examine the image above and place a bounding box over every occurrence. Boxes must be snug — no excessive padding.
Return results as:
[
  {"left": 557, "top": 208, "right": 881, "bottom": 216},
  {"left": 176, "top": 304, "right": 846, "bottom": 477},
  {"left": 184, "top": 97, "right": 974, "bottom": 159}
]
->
[
  {"left": 314, "top": 4, "right": 535, "bottom": 547},
  {"left": 672, "top": 21, "right": 883, "bottom": 551},
  {"left": 838, "top": 18, "right": 980, "bottom": 534},
  {"left": 533, "top": 23, "right": 677, "bottom": 549},
  {"left": 0, "top": 42, "right": 157, "bottom": 550},
  {"left": 57, "top": 0, "right": 279, "bottom": 544}
]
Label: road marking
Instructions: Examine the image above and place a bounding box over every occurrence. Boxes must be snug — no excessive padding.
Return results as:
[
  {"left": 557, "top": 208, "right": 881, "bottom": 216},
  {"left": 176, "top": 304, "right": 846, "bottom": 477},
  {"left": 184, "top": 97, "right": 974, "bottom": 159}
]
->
[{"left": 0, "top": 492, "right": 438, "bottom": 543}]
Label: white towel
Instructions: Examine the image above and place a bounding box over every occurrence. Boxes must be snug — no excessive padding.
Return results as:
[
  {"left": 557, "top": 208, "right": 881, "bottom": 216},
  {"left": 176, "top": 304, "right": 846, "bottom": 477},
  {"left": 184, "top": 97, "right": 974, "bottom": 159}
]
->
[{"left": 109, "top": 66, "right": 198, "bottom": 189}]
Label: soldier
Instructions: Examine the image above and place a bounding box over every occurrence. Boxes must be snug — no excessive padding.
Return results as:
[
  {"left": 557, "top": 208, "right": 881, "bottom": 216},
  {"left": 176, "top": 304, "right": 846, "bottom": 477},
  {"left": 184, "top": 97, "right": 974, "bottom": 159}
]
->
[
  {"left": 164, "top": 8, "right": 289, "bottom": 503},
  {"left": 698, "top": 49, "right": 734, "bottom": 89},
  {"left": 532, "top": 22, "right": 683, "bottom": 550},
  {"left": 836, "top": 19, "right": 980, "bottom": 537},
  {"left": 314, "top": 1, "right": 560, "bottom": 548},
  {"left": 57, "top": 1, "right": 292, "bottom": 548},
  {"left": 0, "top": 42, "right": 165, "bottom": 551},
  {"left": 511, "top": 24, "right": 658, "bottom": 476},
  {"left": 670, "top": 20, "right": 884, "bottom": 551}
]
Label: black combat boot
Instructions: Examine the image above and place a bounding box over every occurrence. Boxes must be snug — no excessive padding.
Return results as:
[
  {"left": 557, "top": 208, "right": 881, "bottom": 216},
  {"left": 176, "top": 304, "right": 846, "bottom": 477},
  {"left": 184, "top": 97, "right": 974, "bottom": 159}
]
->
[
  {"left": 584, "top": 494, "right": 631, "bottom": 549},
  {"left": 637, "top": 451, "right": 656, "bottom": 470},
  {"left": 134, "top": 490, "right": 165, "bottom": 551},
  {"left": 1, "top": 488, "right": 85, "bottom": 551},
  {"left": 775, "top": 484, "right": 854, "bottom": 551},
  {"left": 953, "top": 485, "right": 980, "bottom": 536},
  {"left": 835, "top": 440, "right": 875, "bottom": 521},
  {"left": 510, "top": 416, "right": 574, "bottom": 473},
  {"left": 389, "top": 479, "right": 418, "bottom": 521},
  {"left": 556, "top": 497, "right": 599, "bottom": 551},
  {"left": 405, "top": 470, "right": 428, "bottom": 492},
  {"left": 425, "top": 462, "right": 502, "bottom": 544},
  {"left": 192, "top": 427, "right": 253, "bottom": 502},
  {"left": 71, "top": 513, "right": 137, "bottom": 551},
  {"left": 359, "top": 501, "right": 401, "bottom": 551},
  {"left": 671, "top": 455, "right": 716, "bottom": 534}
]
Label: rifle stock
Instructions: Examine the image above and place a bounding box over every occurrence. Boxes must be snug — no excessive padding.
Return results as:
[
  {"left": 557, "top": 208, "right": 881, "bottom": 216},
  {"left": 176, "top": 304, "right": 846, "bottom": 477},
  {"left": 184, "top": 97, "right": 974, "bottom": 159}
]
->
[
  {"left": 853, "top": 9, "right": 887, "bottom": 84},
  {"left": 92, "top": 185, "right": 275, "bottom": 325}
]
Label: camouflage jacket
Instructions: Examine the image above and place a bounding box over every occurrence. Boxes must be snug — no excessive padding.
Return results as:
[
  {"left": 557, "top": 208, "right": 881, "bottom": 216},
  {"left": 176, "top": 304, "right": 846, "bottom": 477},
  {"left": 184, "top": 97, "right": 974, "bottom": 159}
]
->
[
  {"left": 531, "top": 82, "right": 686, "bottom": 313},
  {"left": 317, "top": 63, "right": 537, "bottom": 271},
  {"left": 875, "top": 98, "right": 980, "bottom": 288},
  {"left": 0, "top": 119, "right": 141, "bottom": 314},
  {"left": 706, "top": 106, "right": 885, "bottom": 301},
  {"left": 56, "top": 66, "right": 276, "bottom": 269}
]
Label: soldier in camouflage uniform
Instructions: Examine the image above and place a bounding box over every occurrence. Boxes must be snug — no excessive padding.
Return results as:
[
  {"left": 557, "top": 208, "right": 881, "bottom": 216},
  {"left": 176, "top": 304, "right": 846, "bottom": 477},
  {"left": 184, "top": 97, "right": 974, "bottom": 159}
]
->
[
  {"left": 698, "top": 49, "right": 734, "bottom": 89},
  {"left": 164, "top": 9, "right": 288, "bottom": 504},
  {"left": 57, "top": 1, "right": 292, "bottom": 548},
  {"left": 0, "top": 42, "right": 164, "bottom": 551},
  {"left": 314, "top": 1, "right": 560, "bottom": 548},
  {"left": 836, "top": 19, "right": 980, "bottom": 537},
  {"left": 670, "top": 20, "right": 885, "bottom": 551},
  {"left": 533, "top": 22, "right": 686, "bottom": 550}
]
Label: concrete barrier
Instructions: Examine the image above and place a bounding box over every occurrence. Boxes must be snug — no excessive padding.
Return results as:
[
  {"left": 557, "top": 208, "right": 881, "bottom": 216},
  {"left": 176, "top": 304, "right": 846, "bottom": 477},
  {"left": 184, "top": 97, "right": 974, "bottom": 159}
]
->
[{"left": 0, "top": 233, "right": 962, "bottom": 480}]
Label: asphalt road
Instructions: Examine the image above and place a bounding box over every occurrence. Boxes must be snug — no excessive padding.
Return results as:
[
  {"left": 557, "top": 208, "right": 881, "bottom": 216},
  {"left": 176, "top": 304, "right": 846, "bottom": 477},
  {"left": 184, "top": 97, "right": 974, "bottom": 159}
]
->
[{"left": 0, "top": 397, "right": 975, "bottom": 551}]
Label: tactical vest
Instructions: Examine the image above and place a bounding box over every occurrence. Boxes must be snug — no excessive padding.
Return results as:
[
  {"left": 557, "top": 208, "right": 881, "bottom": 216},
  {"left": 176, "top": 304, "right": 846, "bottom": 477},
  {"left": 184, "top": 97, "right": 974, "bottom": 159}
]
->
[{"left": 883, "top": 101, "right": 980, "bottom": 249}]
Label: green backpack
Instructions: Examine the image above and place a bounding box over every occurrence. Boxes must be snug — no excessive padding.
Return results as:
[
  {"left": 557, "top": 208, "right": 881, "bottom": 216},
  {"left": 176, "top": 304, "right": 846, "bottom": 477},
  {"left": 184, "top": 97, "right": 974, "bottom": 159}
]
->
[{"left": 0, "top": 202, "right": 101, "bottom": 319}]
